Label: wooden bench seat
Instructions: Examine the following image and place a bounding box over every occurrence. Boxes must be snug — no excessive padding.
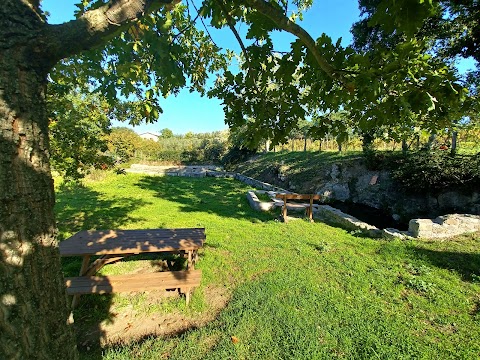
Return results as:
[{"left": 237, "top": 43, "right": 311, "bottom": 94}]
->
[
  {"left": 65, "top": 270, "right": 202, "bottom": 304},
  {"left": 275, "top": 193, "right": 321, "bottom": 222}
]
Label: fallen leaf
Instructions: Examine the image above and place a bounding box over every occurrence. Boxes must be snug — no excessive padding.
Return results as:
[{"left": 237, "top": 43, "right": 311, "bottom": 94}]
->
[{"left": 231, "top": 336, "right": 240, "bottom": 344}]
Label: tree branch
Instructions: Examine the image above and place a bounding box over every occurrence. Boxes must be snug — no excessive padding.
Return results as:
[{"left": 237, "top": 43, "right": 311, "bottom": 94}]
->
[
  {"left": 245, "top": 0, "right": 353, "bottom": 90},
  {"left": 189, "top": 0, "right": 220, "bottom": 48},
  {"left": 215, "top": 0, "right": 254, "bottom": 70},
  {"left": 44, "top": 0, "right": 177, "bottom": 63}
]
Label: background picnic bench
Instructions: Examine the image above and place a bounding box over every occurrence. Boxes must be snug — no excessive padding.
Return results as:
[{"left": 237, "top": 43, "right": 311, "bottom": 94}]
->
[{"left": 275, "top": 194, "right": 321, "bottom": 222}]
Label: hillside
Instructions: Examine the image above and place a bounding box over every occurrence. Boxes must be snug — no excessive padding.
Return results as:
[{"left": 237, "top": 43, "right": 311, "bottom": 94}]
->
[
  {"left": 230, "top": 151, "right": 364, "bottom": 193},
  {"left": 230, "top": 150, "right": 480, "bottom": 223}
]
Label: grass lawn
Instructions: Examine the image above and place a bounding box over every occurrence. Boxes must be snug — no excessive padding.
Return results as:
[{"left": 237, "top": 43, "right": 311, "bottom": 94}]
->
[{"left": 55, "top": 172, "right": 480, "bottom": 359}]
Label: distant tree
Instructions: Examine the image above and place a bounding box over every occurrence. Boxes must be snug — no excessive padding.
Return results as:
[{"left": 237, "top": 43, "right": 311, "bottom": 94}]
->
[
  {"left": 309, "top": 111, "right": 353, "bottom": 151},
  {"left": 297, "top": 119, "right": 311, "bottom": 152},
  {"left": 160, "top": 128, "right": 174, "bottom": 139},
  {"left": 108, "top": 127, "right": 142, "bottom": 163}
]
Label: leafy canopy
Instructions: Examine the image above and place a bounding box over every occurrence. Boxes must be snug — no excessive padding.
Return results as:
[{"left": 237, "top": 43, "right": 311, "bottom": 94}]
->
[{"left": 46, "top": 1, "right": 476, "bottom": 153}]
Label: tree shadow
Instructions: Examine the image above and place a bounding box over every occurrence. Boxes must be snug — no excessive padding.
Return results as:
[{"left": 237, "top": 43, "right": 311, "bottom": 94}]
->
[
  {"left": 55, "top": 181, "right": 151, "bottom": 239},
  {"left": 55, "top": 181, "right": 152, "bottom": 357},
  {"left": 55, "top": 175, "right": 271, "bottom": 358},
  {"left": 134, "top": 175, "right": 274, "bottom": 221},
  {"left": 407, "top": 246, "right": 480, "bottom": 283}
]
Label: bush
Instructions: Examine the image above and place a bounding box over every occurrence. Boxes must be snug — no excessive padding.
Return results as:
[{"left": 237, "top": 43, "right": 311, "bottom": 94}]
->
[
  {"left": 391, "top": 151, "right": 480, "bottom": 193},
  {"left": 156, "top": 149, "right": 183, "bottom": 163}
]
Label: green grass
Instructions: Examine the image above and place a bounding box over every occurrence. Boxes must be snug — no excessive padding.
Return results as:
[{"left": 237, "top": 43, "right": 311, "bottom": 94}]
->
[
  {"left": 55, "top": 172, "right": 480, "bottom": 359},
  {"left": 254, "top": 191, "right": 273, "bottom": 202}
]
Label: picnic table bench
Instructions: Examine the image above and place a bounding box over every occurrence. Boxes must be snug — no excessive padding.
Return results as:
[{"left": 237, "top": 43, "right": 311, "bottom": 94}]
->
[
  {"left": 59, "top": 228, "right": 205, "bottom": 308},
  {"left": 275, "top": 193, "right": 321, "bottom": 222}
]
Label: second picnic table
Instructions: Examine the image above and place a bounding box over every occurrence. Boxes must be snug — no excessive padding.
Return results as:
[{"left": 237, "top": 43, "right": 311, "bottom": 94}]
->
[{"left": 59, "top": 228, "right": 205, "bottom": 307}]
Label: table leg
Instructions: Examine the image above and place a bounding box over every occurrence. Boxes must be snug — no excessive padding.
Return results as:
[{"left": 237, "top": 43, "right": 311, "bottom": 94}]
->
[
  {"left": 187, "top": 250, "right": 194, "bottom": 270},
  {"left": 71, "top": 255, "right": 91, "bottom": 309},
  {"left": 282, "top": 194, "right": 288, "bottom": 223},
  {"left": 85, "top": 254, "right": 127, "bottom": 276},
  {"left": 179, "top": 287, "right": 192, "bottom": 305}
]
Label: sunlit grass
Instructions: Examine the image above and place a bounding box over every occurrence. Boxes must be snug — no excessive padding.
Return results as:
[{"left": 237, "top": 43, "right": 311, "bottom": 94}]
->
[{"left": 55, "top": 172, "right": 480, "bottom": 359}]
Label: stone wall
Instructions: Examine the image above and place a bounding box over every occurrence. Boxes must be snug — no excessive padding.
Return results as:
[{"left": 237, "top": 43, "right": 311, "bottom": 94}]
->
[
  {"left": 316, "top": 205, "right": 383, "bottom": 237},
  {"left": 127, "top": 164, "right": 479, "bottom": 240},
  {"left": 314, "top": 162, "right": 480, "bottom": 222},
  {"left": 408, "top": 214, "right": 480, "bottom": 238},
  {"left": 246, "top": 191, "right": 277, "bottom": 211}
]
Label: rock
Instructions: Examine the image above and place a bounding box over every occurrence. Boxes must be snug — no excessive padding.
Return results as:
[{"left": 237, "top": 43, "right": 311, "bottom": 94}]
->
[
  {"left": 330, "top": 164, "right": 340, "bottom": 181},
  {"left": 408, "top": 214, "right": 480, "bottom": 238},
  {"left": 316, "top": 205, "right": 382, "bottom": 237},
  {"left": 392, "top": 214, "right": 401, "bottom": 221},
  {"left": 383, "top": 228, "right": 409, "bottom": 239},
  {"left": 408, "top": 219, "right": 433, "bottom": 237},
  {"left": 331, "top": 184, "right": 350, "bottom": 201},
  {"left": 246, "top": 191, "right": 275, "bottom": 212}
]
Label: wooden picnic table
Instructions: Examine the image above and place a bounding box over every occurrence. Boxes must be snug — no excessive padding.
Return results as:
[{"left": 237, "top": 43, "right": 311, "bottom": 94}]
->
[{"left": 59, "top": 228, "right": 205, "bottom": 307}]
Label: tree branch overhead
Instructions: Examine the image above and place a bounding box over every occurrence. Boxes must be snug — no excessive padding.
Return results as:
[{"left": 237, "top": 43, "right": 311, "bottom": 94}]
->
[{"left": 45, "top": 0, "right": 176, "bottom": 62}]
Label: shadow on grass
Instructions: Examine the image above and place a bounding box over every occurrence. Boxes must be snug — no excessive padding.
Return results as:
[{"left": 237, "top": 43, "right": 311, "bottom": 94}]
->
[
  {"left": 55, "top": 176, "right": 270, "bottom": 358},
  {"left": 134, "top": 176, "right": 274, "bottom": 222},
  {"left": 409, "top": 246, "right": 480, "bottom": 283},
  {"left": 73, "top": 294, "right": 113, "bottom": 357},
  {"left": 55, "top": 182, "right": 152, "bottom": 357},
  {"left": 55, "top": 182, "right": 151, "bottom": 238}
]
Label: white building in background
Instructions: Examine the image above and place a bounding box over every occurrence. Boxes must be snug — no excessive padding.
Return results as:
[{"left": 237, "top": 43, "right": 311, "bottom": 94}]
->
[{"left": 139, "top": 132, "right": 160, "bottom": 141}]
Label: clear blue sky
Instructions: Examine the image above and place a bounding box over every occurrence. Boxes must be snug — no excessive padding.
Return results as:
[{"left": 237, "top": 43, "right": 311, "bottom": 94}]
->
[{"left": 41, "top": 1, "right": 475, "bottom": 135}]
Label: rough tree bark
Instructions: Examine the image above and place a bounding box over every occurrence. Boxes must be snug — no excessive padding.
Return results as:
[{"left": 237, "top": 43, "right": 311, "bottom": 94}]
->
[
  {"left": 0, "top": 0, "right": 173, "bottom": 358},
  {"left": 0, "top": 3, "right": 77, "bottom": 358}
]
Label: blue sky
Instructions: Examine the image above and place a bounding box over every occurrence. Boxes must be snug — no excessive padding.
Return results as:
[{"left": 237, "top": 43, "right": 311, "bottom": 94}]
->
[{"left": 42, "top": 1, "right": 475, "bottom": 135}]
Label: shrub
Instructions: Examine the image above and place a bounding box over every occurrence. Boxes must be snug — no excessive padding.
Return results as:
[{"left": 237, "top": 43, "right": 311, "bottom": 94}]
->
[{"left": 391, "top": 151, "right": 480, "bottom": 193}]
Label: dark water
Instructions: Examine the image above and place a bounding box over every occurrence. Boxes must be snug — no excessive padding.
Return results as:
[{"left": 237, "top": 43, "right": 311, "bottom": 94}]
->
[{"left": 328, "top": 201, "right": 409, "bottom": 231}]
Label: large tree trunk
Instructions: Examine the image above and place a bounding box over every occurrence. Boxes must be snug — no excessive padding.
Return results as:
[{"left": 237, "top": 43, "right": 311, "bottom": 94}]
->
[
  {"left": 1, "top": 0, "right": 174, "bottom": 356},
  {"left": 0, "top": 2, "right": 77, "bottom": 358}
]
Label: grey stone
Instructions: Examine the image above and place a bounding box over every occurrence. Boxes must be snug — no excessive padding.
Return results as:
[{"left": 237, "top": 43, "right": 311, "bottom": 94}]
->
[
  {"left": 246, "top": 191, "right": 275, "bottom": 212},
  {"left": 331, "top": 184, "right": 350, "bottom": 201},
  {"left": 409, "top": 219, "right": 433, "bottom": 237},
  {"left": 330, "top": 164, "right": 340, "bottom": 181},
  {"left": 383, "top": 228, "right": 409, "bottom": 239},
  {"left": 392, "top": 214, "right": 401, "bottom": 221}
]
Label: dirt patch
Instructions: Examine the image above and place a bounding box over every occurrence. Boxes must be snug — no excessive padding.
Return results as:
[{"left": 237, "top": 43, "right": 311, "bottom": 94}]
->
[{"left": 75, "top": 285, "right": 230, "bottom": 351}]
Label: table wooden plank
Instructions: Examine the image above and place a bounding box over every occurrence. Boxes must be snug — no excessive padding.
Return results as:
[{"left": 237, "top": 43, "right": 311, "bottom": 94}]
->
[
  {"left": 275, "top": 194, "right": 321, "bottom": 200},
  {"left": 59, "top": 228, "right": 205, "bottom": 256},
  {"left": 65, "top": 270, "right": 202, "bottom": 295}
]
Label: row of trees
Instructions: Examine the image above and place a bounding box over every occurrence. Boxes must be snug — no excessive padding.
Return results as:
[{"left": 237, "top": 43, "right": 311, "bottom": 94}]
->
[
  {"left": 109, "top": 127, "right": 228, "bottom": 164},
  {"left": 1, "top": 0, "right": 479, "bottom": 357},
  {"left": 48, "top": 93, "right": 479, "bottom": 181},
  {"left": 49, "top": 111, "right": 230, "bottom": 180}
]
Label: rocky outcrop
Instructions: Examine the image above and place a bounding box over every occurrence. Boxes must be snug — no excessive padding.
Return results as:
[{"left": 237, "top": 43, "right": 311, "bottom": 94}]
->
[{"left": 315, "top": 162, "right": 479, "bottom": 222}]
